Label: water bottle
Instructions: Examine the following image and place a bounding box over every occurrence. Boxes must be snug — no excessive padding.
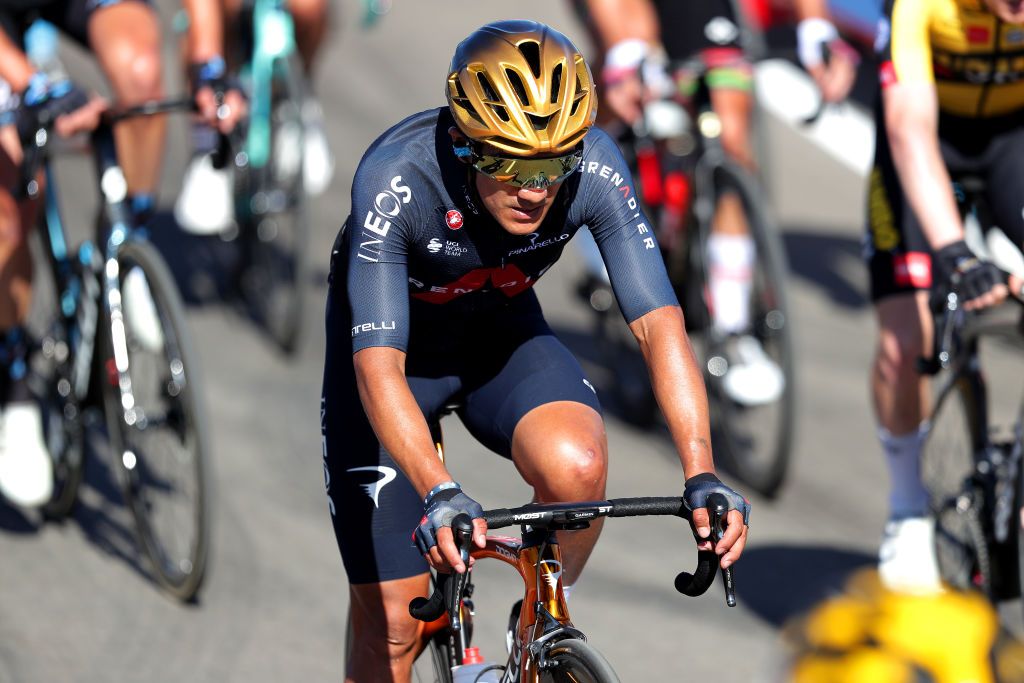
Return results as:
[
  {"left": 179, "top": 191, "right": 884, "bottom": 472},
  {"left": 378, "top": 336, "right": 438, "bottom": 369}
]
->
[
  {"left": 24, "top": 20, "right": 66, "bottom": 83},
  {"left": 451, "top": 646, "right": 502, "bottom": 683}
]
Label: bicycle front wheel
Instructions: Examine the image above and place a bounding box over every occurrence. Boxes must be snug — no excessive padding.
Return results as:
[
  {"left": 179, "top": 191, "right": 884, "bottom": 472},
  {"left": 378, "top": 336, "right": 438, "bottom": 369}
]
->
[
  {"left": 921, "top": 373, "right": 991, "bottom": 594},
  {"left": 540, "top": 638, "right": 620, "bottom": 683},
  {"left": 694, "top": 160, "right": 796, "bottom": 498},
  {"left": 237, "top": 53, "right": 310, "bottom": 356},
  {"left": 101, "top": 240, "right": 210, "bottom": 601}
]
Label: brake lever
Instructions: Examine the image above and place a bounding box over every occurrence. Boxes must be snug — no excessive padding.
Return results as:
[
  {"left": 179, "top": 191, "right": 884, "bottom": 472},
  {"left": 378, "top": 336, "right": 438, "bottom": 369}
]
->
[
  {"left": 447, "top": 513, "right": 474, "bottom": 632},
  {"left": 706, "top": 493, "right": 736, "bottom": 607}
]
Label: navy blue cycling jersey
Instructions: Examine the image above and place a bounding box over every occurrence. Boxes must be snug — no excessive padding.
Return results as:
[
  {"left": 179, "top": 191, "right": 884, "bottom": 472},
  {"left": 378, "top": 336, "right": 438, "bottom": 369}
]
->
[{"left": 340, "top": 107, "right": 677, "bottom": 354}]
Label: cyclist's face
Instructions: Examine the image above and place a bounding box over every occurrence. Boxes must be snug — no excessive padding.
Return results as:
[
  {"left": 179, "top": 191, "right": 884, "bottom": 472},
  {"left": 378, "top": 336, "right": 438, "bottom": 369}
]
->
[
  {"left": 474, "top": 171, "right": 562, "bottom": 236},
  {"left": 984, "top": 0, "right": 1024, "bottom": 21}
]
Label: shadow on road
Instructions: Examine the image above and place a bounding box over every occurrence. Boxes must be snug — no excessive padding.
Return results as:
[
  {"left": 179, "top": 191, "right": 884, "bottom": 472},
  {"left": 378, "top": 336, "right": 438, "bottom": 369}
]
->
[
  {"left": 0, "top": 424, "right": 159, "bottom": 590},
  {"left": 147, "top": 209, "right": 241, "bottom": 308},
  {"left": 781, "top": 227, "right": 868, "bottom": 310},
  {"left": 738, "top": 544, "right": 875, "bottom": 626}
]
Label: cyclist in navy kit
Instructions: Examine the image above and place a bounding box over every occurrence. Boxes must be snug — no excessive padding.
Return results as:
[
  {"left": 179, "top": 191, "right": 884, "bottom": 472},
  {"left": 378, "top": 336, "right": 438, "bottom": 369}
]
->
[{"left": 322, "top": 20, "right": 750, "bottom": 681}]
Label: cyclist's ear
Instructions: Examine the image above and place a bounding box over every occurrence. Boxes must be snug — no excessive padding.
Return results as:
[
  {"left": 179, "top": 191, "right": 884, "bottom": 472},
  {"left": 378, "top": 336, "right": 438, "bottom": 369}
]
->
[{"left": 448, "top": 126, "right": 473, "bottom": 164}]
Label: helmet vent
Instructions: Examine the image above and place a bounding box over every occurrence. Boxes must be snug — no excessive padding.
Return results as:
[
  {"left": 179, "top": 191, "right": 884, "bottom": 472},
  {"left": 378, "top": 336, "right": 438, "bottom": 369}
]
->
[
  {"left": 527, "top": 112, "right": 554, "bottom": 131},
  {"left": 451, "top": 78, "right": 485, "bottom": 126},
  {"left": 477, "top": 72, "right": 501, "bottom": 103},
  {"left": 518, "top": 40, "right": 542, "bottom": 79},
  {"left": 550, "top": 63, "right": 563, "bottom": 104},
  {"left": 492, "top": 105, "right": 511, "bottom": 123},
  {"left": 505, "top": 69, "right": 530, "bottom": 107}
]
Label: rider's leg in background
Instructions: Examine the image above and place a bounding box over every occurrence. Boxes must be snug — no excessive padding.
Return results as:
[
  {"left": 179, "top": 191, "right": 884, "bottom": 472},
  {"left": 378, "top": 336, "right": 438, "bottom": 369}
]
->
[
  {"left": 288, "top": 0, "right": 327, "bottom": 74},
  {"left": 88, "top": 1, "right": 165, "bottom": 224},
  {"left": 510, "top": 401, "right": 608, "bottom": 588},
  {"left": 708, "top": 85, "right": 755, "bottom": 335},
  {"left": 289, "top": 0, "right": 334, "bottom": 195},
  {"left": 872, "top": 292, "right": 940, "bottom": 593},
  {"left": 0, "top": 129, "right": 52, "bottom": 508},
  {"left": 347, "top": 576, "right": 429, "bottom": 683},
  {"left": 707, "top": 80, "right": 784, "bottom": 406}
]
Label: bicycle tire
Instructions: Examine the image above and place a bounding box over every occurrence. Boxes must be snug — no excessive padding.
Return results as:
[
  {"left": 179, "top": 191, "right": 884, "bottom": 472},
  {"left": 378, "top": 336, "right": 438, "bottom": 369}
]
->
[
  {"left": 695, "top": 160, "right": 796, "bottom": 498},
  {"left": 539, "top": 638, "right": 621, "bottom": 683},
  {"left": 236, "top": 52, "right": 310, "bottom": 356},
  {"left": 101, "top": 239, "right": 210, "bottom": 601},
  {"left": 344, "top": 606, "right": 454, "bottom": 683},
  {"left": 921, "top": 374, "right": 992, "bottom": 594}
]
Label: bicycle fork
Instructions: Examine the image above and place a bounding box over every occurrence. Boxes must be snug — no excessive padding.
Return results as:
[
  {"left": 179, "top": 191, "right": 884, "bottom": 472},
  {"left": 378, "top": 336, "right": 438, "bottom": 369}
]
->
[{"left": 90, "top": 125, "right": 144, "bottom": 440}]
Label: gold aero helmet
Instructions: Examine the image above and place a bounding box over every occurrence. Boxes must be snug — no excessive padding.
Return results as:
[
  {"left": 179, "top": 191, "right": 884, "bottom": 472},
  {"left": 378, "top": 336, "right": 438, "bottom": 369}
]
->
[{"left": 446, "top": 20, "right": 597, "bottom": 156}]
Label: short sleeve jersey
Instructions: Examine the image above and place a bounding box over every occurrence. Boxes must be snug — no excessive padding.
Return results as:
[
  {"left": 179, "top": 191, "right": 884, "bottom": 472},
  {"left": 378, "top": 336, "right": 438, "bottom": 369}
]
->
[
  {"left": 880, "top": 0, "right": 1024, "bottom": 117},
  {"left": 341, "top": 107, "right": 677, "bottom": 354}
]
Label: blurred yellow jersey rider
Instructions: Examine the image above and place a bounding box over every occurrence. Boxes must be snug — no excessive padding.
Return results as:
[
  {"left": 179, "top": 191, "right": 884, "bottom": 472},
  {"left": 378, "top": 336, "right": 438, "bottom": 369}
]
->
[
  {"left": 881, "top": 0, "right": 1024, "bottom": 117},
  {"left": 784, "top": 569, "right": 1024, "bottom": 683}
]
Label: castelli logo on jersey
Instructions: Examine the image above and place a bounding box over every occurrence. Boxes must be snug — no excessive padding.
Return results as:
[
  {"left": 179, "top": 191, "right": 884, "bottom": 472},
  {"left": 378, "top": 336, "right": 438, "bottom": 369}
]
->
[{"left": 445, "top": 210, "right": 464, "bottom": 230}]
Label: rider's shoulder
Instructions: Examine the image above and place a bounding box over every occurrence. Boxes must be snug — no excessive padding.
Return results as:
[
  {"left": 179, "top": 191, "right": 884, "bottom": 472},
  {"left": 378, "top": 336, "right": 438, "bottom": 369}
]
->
[{"left": 355, "top": 107, "right": 445, "bottom": 180}]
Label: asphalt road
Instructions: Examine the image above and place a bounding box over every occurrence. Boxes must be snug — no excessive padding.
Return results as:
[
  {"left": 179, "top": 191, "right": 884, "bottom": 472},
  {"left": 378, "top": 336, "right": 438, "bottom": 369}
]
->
[{"left": 2, "top": 2, "right": 1021, "bottom": 682}]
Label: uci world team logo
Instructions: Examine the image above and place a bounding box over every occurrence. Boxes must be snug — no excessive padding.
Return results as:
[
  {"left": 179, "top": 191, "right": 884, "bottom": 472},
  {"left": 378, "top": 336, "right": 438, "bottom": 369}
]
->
[{"left": 446, "top": 210, "right": 464, "bottom": 230}]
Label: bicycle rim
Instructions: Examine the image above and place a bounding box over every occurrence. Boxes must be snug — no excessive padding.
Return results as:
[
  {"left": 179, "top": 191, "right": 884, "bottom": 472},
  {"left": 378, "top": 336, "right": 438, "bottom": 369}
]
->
[
  {"left": 697, "top": 162, "right": 796, "bottom": 498},
  {"left": 539, "top": 638, "right": 621, "bottom": 683},
  {"left": 922, "top": 375, "right": 991, "bottom": 593},
  {"left": 238, "top": 53, "right": 310, "bottom": 356},
  {"left": 103, "top": 240, "right": 210, "bottom": 601}
]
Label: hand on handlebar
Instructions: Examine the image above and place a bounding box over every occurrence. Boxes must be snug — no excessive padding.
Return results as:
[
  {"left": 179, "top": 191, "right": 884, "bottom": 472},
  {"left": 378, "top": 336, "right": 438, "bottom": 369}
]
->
[
  {"left": 935, "top": 240, "right": 1010, "bottom": 312},
  {"left": 797, "top": 19, "right": 859, "bottom": 104},
  {"left": 683, "top": 473, "right": 750, "bottom": 569},
  {"left": 16, "top": 74, "right": 107, "bottom": 143},
  {"left": 413, "top": 484, "right": 487, "bottom": 574},
  {"left": 189, "top": 57, "right": 247, "bottom": 134}
]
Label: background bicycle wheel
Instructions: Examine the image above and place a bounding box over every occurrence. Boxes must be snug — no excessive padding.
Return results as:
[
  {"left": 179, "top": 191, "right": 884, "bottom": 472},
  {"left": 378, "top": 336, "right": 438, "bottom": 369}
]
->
[{"left": 4, "top": 1, "right": 1024, "bottom": 682}]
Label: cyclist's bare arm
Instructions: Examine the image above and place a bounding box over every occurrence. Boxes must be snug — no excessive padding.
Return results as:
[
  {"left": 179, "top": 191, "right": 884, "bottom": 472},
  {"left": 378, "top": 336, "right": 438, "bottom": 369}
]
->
[
  {"left": 0, "top": 33, "right": 104, "bottom": 140},
  {"left": 628, "top": 305, "right": 748, "bottom": 568},
  {"left": 793, "top": 0, "right": 857, "bottom": 102},
  {"left": 0, "top": 32, "right": 34, "bottom": 91},
  {"left": 884, "top": 84, "right": 1009, "bottom": 308},
  {"left": 583, "top": 0, "right": 659, "bottom": 50},
  {"left": 352, "top": 346, "right": 488, "bottom": 569},
  {"left": 883, "top": 85, "right": 963, "bottom": 250},
  {"left": 181, "top": 0, "right": 245, "bottom": 132},
  {"left": 582, "top": 0, "right": 665, "bottom": 124}
]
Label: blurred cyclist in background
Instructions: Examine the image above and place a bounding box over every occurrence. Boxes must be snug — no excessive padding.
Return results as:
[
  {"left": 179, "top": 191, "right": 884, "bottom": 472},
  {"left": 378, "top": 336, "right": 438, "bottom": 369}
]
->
[
  {"left": 865, "top": 0, "right": 1024, "bottom": 593},
  {"left": 784, "top": 568, "right": 1024, "bottom": 682},
  {"left": 175, "top": 0, "right": 334, "bottom": 234},
  {"left": 571, "top": 0, "right": 785, "bottom": 407},
  {"left": 0, "top": 1, "right": 243, "bottom": 509},
  {"left": 322, "top": 20, "right": 750, "bottom": 681}
]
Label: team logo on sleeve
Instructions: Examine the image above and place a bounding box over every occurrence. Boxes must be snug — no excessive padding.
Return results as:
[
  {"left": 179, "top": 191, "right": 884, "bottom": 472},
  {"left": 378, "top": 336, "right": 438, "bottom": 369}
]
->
[{"left": 446, "top": 210, "right": 464, "bottom": 230}]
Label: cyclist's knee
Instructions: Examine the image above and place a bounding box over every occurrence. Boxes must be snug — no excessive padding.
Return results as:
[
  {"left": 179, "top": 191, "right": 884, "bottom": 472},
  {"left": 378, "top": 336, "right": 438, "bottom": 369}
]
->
[
  {"left": 104, "top": 44, "right": 164, "bottom": 103},
  {"left": 719, "top": 124, "right": 754, "bottom": 170},
  {"left": 531, "top": 435, "right": 608, "bottom": 499}
]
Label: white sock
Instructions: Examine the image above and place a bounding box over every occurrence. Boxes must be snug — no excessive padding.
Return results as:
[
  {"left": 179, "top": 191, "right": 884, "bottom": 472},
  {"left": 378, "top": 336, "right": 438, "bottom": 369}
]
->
[
  {"left": 879, "top": 422, "right": 931, "bottom": 519},
  {"left": 707, "top": 233, "right": 754, "bottom": 334}
]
